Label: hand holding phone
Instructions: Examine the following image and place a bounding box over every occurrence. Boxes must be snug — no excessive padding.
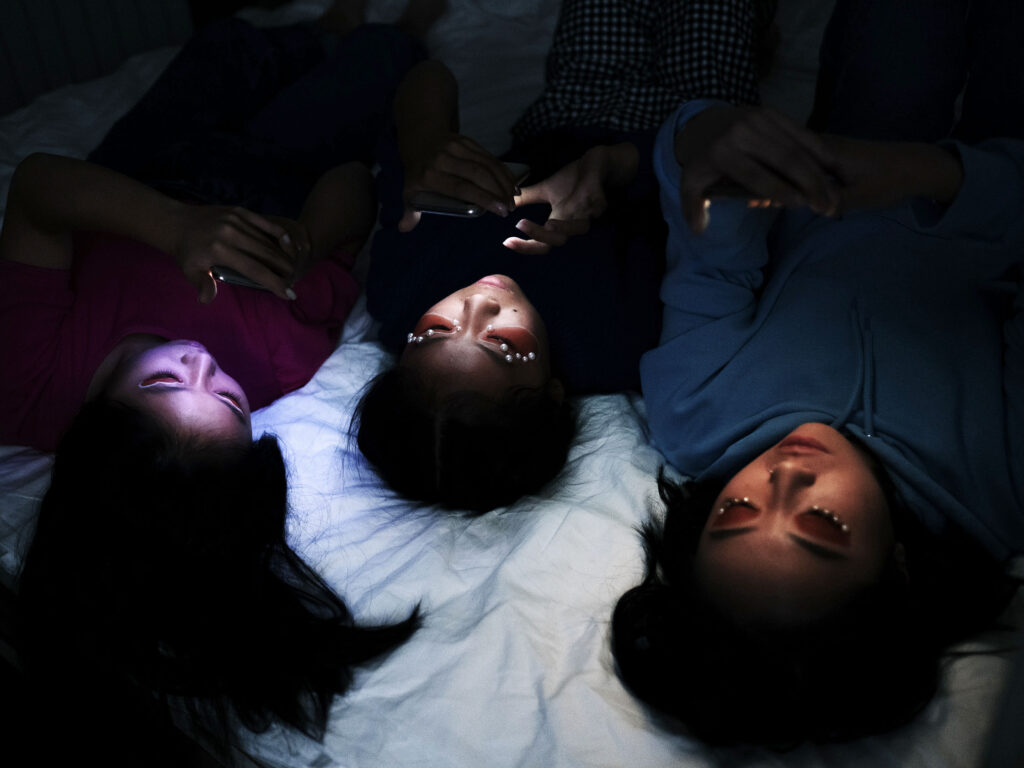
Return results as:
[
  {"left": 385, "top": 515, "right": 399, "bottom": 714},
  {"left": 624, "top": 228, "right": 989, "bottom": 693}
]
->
[
  {"left": 175, "top": 205, "right": 299, "bottom": 303},
  {"left": 410, "top": 162, "right": 531, "bottom": 218}
]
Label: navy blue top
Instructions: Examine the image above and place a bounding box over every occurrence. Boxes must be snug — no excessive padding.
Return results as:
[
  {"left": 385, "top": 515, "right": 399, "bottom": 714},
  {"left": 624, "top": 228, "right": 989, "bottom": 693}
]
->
[{"left": 642, "top": 100, "right": 1024, "bottom": 562}]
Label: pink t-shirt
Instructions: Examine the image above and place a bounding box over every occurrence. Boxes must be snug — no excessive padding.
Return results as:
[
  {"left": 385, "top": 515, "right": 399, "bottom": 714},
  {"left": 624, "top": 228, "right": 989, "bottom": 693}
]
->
[{"left": 0, "top": 232, "right": 358, "bottom": 451}]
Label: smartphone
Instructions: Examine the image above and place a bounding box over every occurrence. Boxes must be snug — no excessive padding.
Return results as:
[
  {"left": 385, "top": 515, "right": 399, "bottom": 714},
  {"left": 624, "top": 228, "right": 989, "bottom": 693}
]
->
[
  {"left": 411, "top": 191, "right": 484, "bottom": 217},
  {"left": 411, "top": 162, "right": 531, "bottom": 217},
  {"left": 210, "top": 265, "right": 270, "bottom": 291}
]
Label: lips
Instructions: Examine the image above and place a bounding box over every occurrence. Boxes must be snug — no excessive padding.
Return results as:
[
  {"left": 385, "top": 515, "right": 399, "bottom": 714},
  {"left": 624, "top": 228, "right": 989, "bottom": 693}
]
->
[
  {"left": 778, "top": 435, "right": 830, "bottom": 455},
  {"left": 474, "top": 275, "right": 513, "bottom": 292}
]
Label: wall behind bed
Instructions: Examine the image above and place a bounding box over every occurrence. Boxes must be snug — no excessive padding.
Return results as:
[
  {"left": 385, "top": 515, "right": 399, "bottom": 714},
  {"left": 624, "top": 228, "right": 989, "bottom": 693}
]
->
[{"left": 0, "top": 0, "right": 193, "bottom": 117}]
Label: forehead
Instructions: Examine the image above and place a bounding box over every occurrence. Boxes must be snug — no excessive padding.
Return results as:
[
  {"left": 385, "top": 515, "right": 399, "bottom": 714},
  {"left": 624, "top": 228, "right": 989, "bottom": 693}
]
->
[
  {"left": 118, "top": 387, "right": 250, "bottom": 443},
  {"left": 695, "top": 534, "right": 865, "bottom": 622},
  {"left": 401, "top": 340, "right": 541, "bottom": 397}
]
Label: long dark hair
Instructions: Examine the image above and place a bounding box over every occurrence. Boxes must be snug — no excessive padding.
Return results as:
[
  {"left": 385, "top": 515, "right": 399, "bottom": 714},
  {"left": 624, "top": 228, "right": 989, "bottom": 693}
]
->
[
  {"left": 353, "top": 365, "right": 576, "bottom": 514},
  {"left": 611, "top": 468, "right": 1019, "bottom": 747},
  {"left": 17, "top": 398, "right": 419, "bottom": 759}
]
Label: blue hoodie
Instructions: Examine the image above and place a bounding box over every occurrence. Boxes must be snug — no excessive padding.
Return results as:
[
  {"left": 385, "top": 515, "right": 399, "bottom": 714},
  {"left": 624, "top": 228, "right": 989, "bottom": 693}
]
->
[{"left": 641, "top": 99, "right": 1024, "bottom": 564}]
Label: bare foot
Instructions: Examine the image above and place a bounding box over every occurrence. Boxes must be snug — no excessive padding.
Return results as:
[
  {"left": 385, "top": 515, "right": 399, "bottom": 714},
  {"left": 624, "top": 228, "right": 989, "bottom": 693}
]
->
[
  {"left": 398, "top": 0, "right": 448, "bottom": 40},
  {"left": 317, "top": 0, "right": 368, "bottom": 36}
]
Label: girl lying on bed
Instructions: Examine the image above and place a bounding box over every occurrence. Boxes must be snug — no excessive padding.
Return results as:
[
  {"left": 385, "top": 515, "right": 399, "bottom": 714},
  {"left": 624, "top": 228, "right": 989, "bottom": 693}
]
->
[
  {"left": 1, "top": 2, "right": 433, "bottom": 756},
  {"left": 612, "top": 0, "right": 1024, "bottom": 747},
  {"left": 355, "top": 0, "right": 775, "bottom": 512}
]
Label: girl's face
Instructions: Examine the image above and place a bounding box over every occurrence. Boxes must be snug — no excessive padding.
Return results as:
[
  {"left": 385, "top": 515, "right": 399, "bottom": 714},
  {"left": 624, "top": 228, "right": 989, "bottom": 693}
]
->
[
  {"left": 694, "top": 423, "right": 896, "bottom": 624},
  {"left": 104, "top": 340, "right": 252, "bottom": 443},
  {"left": 399, "top": 275, "right": 554, "bottom": 399}
]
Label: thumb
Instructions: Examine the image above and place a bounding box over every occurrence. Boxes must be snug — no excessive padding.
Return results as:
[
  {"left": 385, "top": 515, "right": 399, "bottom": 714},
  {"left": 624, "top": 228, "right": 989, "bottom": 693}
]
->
[
  {"left": 682, "top": 195, "right": 711, "bottom": 234},
  {"left": 198, "top": 270, "right": 218, "bottom": 304},
  {"left": 398, "top": 208, "right": 422, "bottom": 233}
]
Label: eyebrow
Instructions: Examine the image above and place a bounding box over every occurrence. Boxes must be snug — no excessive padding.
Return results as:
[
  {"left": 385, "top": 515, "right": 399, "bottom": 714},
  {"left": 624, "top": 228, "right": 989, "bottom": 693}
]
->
[
  {"left": 142, "top": 385, "right": 247, "bottom": 426},
  {"left": 406, "top": 335, "right": 508, "bottom": 367},
  {"left": 788, "top": 534, "right": 848, "bottom": 561},
  {"left": 706, "top": 528, "right": 849, "bottom": 561}
]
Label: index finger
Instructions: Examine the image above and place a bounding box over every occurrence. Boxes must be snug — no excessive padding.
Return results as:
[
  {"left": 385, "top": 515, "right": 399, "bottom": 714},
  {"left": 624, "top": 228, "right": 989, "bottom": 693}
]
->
[
  {"left": 503, "top": 236, "right": 552, "bottom": 256},
  {"left": 513, "top": 217, "right": 590, "bottom": 245},
  {"left": 514, "top": 182, "right": 548, "bottom": 208},
  {"left": 232, "top": 207, "right": 290, "bottom": 242}
]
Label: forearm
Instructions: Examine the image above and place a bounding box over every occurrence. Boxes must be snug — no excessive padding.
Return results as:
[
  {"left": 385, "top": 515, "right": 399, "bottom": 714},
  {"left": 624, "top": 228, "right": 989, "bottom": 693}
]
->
[
  {"left": 1, "top": 153, "right": 185, "bottom": 269},
  {"left": 893, "top": 142, "right": 963, "bottom": 204},
  {"left": 298, "top": 162, "right": 376, "bottom": 269},
  {"left": 822, "top": 136, "right": 964, "bottom": 210},
  {"left": 393, "top": 60, "right": 459, "bottom": 171}
]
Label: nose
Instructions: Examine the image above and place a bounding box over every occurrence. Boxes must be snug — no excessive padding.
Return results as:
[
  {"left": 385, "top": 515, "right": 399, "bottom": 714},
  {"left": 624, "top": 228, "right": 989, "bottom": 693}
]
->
[
  {"left": 179, "top": 348, "right": 217, "bottom": 384},
  {"left": 462, "top": 293, "right": 502, "bottom": 324},
  {"left": 768, "top": 460, "right": 817, "bottom": 500}
]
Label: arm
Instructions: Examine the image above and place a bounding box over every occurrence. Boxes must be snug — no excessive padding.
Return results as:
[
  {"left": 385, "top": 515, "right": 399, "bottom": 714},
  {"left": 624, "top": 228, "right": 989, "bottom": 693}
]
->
[
  {"left": 0, "top": 153, "right": 301, "bottom": 302},
  {"left": 292, "top": 161, "right": 376, "bottom": 278},
  {"left": 393, "top": 60, "right": 517, "bottom": 231},
  {"left": 674, "top": 104, "right": 965, "bottom": 232},
  {"left": 657, "top": 100, "right": 777, "bottom": 339},
  {"left": 821, "top": 135, "right": 963, "bottom": 211},
  {"left": 502, "top": 141, "right": 640, "bottom": 256}
]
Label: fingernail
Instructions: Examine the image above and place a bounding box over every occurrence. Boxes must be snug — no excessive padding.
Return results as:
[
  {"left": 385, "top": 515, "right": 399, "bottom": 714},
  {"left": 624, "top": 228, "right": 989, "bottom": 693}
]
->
[
  {"left": 516, "top": 219, "right": 529, "bottom": 232},
  {"left": 285, "top": 288, "right": 297, "bottom": 300},
  {"left": 281, "top": 233, "right": 292, "bottom": 246},
  {"left": 495, "top": 203, "right": 509, "bottom": 217}
]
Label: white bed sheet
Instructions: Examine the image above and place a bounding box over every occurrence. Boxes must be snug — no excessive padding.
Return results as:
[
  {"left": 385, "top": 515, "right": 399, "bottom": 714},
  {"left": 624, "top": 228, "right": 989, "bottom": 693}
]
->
[{"left": 1, "top": 1, "right": 1020, "bottom": 767}]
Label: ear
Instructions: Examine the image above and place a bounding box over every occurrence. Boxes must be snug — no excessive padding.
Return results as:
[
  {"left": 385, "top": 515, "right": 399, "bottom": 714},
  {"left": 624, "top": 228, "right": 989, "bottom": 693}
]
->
[{"left": 546, "top": 378, "right": 565, "bottom": 404}]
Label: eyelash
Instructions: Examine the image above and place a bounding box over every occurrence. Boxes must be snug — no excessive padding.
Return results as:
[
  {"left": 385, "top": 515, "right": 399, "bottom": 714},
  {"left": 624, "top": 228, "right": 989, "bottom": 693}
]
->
[
  {"left": 715, "top": 498, "right": 850, "bottom": 533},
  {"left": 140, "top": 371, "right": 180, "bottom": 386},
  {"left": 716, "top": 497, "right": 752, "bottom": 514},
  {"left": 218, "top": 391, "right": 243, "bottom": 410},
  {"left": 488, "top": 333, "right": 516, "bottom": 352},
  {"left": 807, "top": 506, "right": 850, "bottom": 533}
]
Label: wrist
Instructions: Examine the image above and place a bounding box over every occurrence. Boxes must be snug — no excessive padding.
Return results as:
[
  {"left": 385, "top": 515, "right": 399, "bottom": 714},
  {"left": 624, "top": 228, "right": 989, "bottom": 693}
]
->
[
  {"left": 886, "top": 143, "right": 963, "bottom": 205},
  {"left": 605, "top": 142, "right": 639, "bottom": 188},
  {"left": 585, "top": 143, "right": 639, "bottom": 190},
  {"left": 153, "top": 198, "right": 190, "bottom": 258}
]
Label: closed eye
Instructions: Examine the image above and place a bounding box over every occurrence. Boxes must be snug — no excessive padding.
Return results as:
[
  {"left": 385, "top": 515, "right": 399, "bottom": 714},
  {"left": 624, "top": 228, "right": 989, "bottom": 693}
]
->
[
  {"left": 140, "top": 372, "right": 181, "bottom": 387},
  {"left": 487, "top": 333, "right": 516, "bottom": 352},
  {"left": 481, "top": 326, "right": 538, "bottom": 357},
  {"left": 218, "top": 391, "right": 244, "bottom": 413},
  {"left": 413, "top": 313, "right": 458, "bottom": 336},
  {"left": 797, "top": 509, "right": 851, "bottom": 547},
  {"left": 709, "top": 498, "right": 759, "bottom": 529}
]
